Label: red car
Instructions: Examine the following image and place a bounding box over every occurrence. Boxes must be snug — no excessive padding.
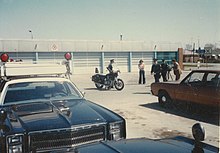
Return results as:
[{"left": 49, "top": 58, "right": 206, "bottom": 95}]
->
[{"left": 151, "top": 70, "right": 220, "bottom": 109}]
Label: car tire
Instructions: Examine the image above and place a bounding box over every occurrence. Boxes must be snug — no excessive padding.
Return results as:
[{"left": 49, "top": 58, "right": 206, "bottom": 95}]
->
[{"left": 158, "top": 91, "right": 172, "bottom": 107}]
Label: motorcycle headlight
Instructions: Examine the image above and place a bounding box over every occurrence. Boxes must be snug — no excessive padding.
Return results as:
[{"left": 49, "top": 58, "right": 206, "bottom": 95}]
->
[
  {"left": 7, "top": 134, "right": 23, "bottom": 153},
  {"left": 109, "top": 121, "right": 124, "bottom": 140}
]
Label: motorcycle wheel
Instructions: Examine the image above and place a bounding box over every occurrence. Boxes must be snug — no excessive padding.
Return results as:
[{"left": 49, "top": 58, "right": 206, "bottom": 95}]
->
[
  {"left": 95, "top": 83, "right": 103, "bottom": 89},
  {"left": 114, "top": 79, "right": 124, "bottom": 90}
]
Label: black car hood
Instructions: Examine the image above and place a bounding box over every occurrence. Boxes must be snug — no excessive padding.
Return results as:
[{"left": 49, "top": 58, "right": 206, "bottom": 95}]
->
[
  {"left": 5, "top": 99, "right": 107, "bottom": 132},
  {"left": 75, "top": 137, "right": 219, "bottom": 153}
]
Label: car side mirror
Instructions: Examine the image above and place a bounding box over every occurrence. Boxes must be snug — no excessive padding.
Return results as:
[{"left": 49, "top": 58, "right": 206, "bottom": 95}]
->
[
  {"left": 192, "top": 123, "right": 205, "bottom": 142},
  {"left": 192, "top": 123, "right": 205, "bottom": 153}
]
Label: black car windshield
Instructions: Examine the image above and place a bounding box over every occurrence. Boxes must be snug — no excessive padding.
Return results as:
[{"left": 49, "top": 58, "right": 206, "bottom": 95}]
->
[{"left": 4, "top": 81, "right": 82, "bottom": 104}]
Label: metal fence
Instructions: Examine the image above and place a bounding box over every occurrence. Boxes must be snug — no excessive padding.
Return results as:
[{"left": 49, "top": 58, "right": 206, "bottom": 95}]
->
[
  {"left": 0, "top": 39, "right": 179, "bottom": 74},
  {"left": 0, "top": 39, "right": 181, "bottom": 52}
]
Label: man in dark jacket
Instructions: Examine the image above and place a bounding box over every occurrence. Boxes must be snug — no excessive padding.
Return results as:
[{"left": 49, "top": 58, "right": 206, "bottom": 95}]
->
[
  {"left": 106, "top": 59, "right": 115, "bottom": 88},
  {"left": 107, "top": 59, "right": 114, "bottom": 73},
  {"left": 160, "top": 59, "right": 168, "bottom": 82},
  {"left": 151, "top": 59, "right": 161, "bottom": 83}
]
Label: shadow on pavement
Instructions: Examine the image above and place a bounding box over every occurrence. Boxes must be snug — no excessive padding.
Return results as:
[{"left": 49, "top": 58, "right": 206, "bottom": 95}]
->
[
  {"left": 84, "top": 88, "right": 118, "bottom": 91},
  {"left": 84, "top": 88, "right": 99, "bottom": 90},
  {"left": 140, "top": 102, "right": 219, "bottom": 126},
  {"left": 133, "top": 92, "right": 151, "bottom": 95}
]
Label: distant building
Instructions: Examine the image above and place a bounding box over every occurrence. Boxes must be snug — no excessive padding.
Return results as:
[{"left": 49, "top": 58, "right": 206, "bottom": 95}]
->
[
  {"left": 0, "top": 39, "right": 182, "bottom": 74},
  {"left": 183, "top": 50, "right": 199, "bottom": 63},
  {"left": 204, "top": 47, "right": 220, "bottom": 62}
]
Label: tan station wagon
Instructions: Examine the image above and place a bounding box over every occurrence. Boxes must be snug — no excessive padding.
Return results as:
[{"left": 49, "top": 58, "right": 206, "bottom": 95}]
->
[{"left": 151, "top": 70, "right": 220, "bottom": 109}]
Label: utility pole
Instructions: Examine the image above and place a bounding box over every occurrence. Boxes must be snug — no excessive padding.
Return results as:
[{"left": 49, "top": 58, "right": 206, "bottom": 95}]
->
[{"left": 193, "top": 43, "right": 195, "bottom": 63}]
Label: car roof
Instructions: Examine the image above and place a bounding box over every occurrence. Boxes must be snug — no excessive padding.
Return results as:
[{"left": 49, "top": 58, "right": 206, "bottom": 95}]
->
[
  {"left": 4, "top": 76, "right": 69, "bottom": 85},
  {"left": 191, "top": 69, "right": 220, "bottom": 73},
  {"left": 0, "top": 76, "right": 70, "bottom": 92}
]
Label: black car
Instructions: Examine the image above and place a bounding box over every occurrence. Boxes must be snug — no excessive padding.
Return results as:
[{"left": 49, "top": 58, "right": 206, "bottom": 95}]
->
[
  {"left": 54, "top": 123, "right": 219, "bottom": 153},
  {"left": 73, "top": 137, "right": 218, "bottom": 153},
  {"left": 0, "top": 58, "right": 126, "bottom": 153}
]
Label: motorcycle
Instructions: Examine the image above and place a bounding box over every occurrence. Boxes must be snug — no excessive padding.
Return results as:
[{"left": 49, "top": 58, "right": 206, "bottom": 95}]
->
[{"left": 91, "top": 68, "right": 124, "bottom": 90}]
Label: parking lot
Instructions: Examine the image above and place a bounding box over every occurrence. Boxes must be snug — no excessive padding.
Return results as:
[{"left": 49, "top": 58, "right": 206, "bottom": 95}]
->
[{"left": 72, "top": 70, "right": 219, "bottom": 147}]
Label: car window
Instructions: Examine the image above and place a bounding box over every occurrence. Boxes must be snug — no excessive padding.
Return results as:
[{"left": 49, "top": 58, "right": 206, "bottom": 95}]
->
[
  {"left": 206, "top": 73, "right": 219, "bottom": 87},
  {"left": 4, "top": 81, "right": 81, "bottom": 104},
  {"left": 184, "top": 72, "right": 205, "bottom": 84},
  {"left": 62, "top": 81, "right": 83, "bottom": 98}
]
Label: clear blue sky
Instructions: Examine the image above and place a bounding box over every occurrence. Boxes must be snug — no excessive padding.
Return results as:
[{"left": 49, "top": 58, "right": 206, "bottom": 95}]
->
[{"left": 0, "top": 0, "right": 219, "bottom": 48}]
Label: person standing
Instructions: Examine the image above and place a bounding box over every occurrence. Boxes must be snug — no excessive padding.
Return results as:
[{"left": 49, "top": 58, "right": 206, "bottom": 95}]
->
[
  {"left": 172, "top": 59, "right": 182, "bottom": 81},
  {"left": 151, "top": 59, "right": 161, "bottom": 83},
  {"left": 160, "top": 59, "right": 168, "bottom": 82},
  {"left": 138, "top": 59, "right": 146, "bottom": 84},
  {"left": 107, "top": 59, "right": 114, "bottom": 73}
]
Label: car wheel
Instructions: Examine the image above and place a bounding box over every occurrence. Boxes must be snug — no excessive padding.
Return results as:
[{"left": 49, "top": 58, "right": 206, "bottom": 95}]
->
[{"left": 158, "top": 91, "right": 172, "bottom": 107}]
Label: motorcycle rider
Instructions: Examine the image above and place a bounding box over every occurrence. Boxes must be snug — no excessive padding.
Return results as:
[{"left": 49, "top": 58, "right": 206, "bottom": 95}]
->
[
  {"left": 107, "top": 59, "right": 115, "bottom": 88},
  {"left": 107, "top": 59, "right": 114, "bottom": 73},
  {"left": 92, "top": 59, "right": 124, "bottom": 90}
]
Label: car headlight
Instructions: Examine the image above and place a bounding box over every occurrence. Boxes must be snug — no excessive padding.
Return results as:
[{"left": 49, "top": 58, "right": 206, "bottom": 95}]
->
[
  {"left": 7, "top": 134, "right": 23, "bottom": 153},
  {"left": 109, "top": 121, "right": 124, "bottom": 140}
]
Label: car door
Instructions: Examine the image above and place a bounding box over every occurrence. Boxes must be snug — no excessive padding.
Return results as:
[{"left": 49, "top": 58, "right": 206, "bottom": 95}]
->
[
  {"left": 196, "top": 72, "right": 220, "bottom": 107},
  {"left": 175, "top": 72, "right": 205, "bottom": 103}
]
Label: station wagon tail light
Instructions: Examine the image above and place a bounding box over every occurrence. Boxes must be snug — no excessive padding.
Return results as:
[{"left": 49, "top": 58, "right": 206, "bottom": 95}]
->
[
  {"left": 109, "top": 121, "right": 124, "bottom": 140},
  {"left": 1, "top": 53, "right": 9, "bottom": 62},
  {"left": 7, "top": 134, "right": 23, "bottom": 153}
]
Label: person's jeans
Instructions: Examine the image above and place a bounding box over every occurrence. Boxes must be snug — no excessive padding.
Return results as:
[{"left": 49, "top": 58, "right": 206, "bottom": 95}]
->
[
  {"left": 139, "top": 70, "right": 146, "bottom": 84},
  {"left": 154, "top": 73, "right": 160, "bottom": 83},
  {"left": 174, "top": 70, "right": 180, "bottom": 81},
  {"left": 161, "top": 71, "right": 167, "bottom": 82}
]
